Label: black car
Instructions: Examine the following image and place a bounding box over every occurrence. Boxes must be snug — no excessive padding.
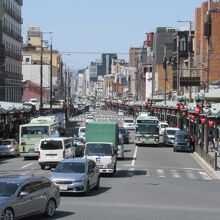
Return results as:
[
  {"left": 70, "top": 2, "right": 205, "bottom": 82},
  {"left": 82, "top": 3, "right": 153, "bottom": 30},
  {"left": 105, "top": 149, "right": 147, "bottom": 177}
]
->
[
  {"left": 173, "top": 130, "right": 193, "bottom": 152},
  {"left": 119, "top": 127, "right": 129, "bottom": 144}
]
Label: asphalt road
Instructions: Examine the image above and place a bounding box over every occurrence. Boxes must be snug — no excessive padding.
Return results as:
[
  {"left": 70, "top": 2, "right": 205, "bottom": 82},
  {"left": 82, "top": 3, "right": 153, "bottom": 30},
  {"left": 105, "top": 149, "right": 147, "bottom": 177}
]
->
[{"left": 1, "top": 109, "right": 220, "bottom": 220}]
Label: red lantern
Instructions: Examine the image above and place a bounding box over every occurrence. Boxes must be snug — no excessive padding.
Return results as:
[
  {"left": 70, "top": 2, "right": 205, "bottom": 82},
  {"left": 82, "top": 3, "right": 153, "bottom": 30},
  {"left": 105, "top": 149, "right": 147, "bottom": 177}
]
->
[
  {"left": 201, "top": 116, "right": 206, "bottom": 124},
  {"left": 208, "top": 119, "right": 215, "bottom": 128},
  {"left": 176, "top": 103, "right": 180, "bottom": 110},
  {"left": 195, "top": 105, "right": 201, "bottom": 115},
  {"left": 179, "top": 103, "right": 184, "bottom": 110},
  {"left": 181, "top": 111, "right": 186, "bottom": 117},
  {"left": 155, "top": 109, "right": 158, "bottom": 113},
  {"left": 158, "top": 109, "right": 161, "bottom": 112}
]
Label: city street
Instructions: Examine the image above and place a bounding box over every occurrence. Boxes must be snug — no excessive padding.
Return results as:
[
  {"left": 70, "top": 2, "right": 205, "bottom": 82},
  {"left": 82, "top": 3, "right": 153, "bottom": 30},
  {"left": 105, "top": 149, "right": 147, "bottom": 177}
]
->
[{"left": 1, "top": 110, "right": 220, "bottom": 220}]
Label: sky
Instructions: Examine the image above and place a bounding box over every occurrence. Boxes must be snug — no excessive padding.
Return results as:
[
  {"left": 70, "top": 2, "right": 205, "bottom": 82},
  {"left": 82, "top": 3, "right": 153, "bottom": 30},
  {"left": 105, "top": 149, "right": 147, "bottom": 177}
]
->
[{"left": 23, "top": 0, "right": 205, "bottom": 70}]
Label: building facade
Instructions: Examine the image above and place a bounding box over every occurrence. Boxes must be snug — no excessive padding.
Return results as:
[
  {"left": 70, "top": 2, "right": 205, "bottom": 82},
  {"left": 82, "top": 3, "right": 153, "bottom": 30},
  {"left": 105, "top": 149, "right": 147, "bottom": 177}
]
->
[{"left": 0, "top": 0, "right": 23, "bottom": 102}]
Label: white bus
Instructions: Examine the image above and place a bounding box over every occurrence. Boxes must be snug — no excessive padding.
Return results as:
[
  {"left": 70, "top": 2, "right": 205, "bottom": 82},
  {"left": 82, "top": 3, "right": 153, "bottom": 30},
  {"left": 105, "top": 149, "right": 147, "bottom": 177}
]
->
[{"left": 19, "top": 116, "right": 60, "bottom": 159}]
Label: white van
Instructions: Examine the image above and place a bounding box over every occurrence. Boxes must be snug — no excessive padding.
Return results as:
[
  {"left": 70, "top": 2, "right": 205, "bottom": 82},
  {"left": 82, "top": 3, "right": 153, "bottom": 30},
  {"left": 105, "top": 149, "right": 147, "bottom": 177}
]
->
[{"left": 38, "top": 137, "right": 75, "bottom": 169}]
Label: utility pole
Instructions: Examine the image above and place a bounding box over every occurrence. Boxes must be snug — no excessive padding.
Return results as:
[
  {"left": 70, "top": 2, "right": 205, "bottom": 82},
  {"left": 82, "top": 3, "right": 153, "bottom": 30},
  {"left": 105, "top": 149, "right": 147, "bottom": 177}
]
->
[
  {"left": 50, "top": 36, "right": 53, "bottom": 113},
  {"left": 163, "top": 45, "right": 167, "bottom": 104},
  {"left": 40, "top": 40, "right": 43, "bottom": 116},
  {"left": 188, "top": 21, "right": 192, "bottom": 103}
]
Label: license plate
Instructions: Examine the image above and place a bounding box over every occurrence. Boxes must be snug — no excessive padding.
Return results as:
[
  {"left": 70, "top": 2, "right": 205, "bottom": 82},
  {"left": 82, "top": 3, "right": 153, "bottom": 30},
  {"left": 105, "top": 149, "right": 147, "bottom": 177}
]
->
[{"left": 60, "top": 185, "right": 68, "bottom": 190}]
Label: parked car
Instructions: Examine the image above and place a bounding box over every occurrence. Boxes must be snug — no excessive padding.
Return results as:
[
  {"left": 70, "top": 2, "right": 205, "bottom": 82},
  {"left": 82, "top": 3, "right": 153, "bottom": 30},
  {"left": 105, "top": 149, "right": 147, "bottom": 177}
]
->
[
  {"left": 0, "top": 139, "right": 19, "bottom": 157},
  {"left": 123, "top": 118, "right": 135, "bottom": 130},
  {"left": 50, "top": 158, "right": 100, "bottom": 195},
  {"left": 173, "top": 130, "right": 193, "bottom": 152},
  {"left": 118, "top": 109, "right": 124, "bottom": 116},
  {"left": 159, "top": 121, "right": 169, "bottom": 136},
  {"left": 72, "top": 137, "right": 85, "bottom": 157},
  {"left": 0, "top": 175, "right": 60, "bottom": 220},
  {"left": 118, "top": 127, "right": 129, "bottom": 144},
  {"left": 163, "top": 127, "right": 180, "bottom": 145},
  {"left": 117, "top": 133, "right": 124, "bottom": 160}
]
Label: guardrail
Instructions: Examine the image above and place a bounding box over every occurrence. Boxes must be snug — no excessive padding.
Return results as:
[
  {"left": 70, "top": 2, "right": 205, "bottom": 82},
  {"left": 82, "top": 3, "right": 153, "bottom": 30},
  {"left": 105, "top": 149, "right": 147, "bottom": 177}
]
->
[{"left": 195, "top": 145, "right": 218, "bottom": 170}]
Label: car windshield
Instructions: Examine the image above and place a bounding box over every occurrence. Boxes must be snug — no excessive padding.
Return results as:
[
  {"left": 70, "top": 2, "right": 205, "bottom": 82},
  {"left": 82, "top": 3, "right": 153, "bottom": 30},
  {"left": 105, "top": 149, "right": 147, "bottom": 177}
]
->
[
  {"left": 166, "top": 130, "right": 178, "bottom": 135},
  {"left": 119, "top": 128, "right": 127, "bottom": 134},
  {"left": 0, "top": 182, "right": 20, "bottom": 196},
  {"left": 0, "top": 141, "right": 11, "bottom": 145},
  {"left": 55, "top": 162, "right": 85, "bottom": 173},
  {"left": 176, "top": 134, "right": 190, "bottom": 141},
  {"left": 161, "top": 124, "right": 168, "bottom": 128},
  {"left": 85, "top": 143, "right": 113, "bottom": 156},
  {"left": 124, "top": 120, "right": 134, "bottom": 123}
]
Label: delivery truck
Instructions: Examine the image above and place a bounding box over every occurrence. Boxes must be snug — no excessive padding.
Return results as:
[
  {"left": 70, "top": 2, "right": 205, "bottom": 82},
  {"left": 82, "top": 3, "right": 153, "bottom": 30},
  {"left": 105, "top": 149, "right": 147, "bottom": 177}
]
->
[{"left": 84, "top": 121, "right": 118, "bottom": 175}]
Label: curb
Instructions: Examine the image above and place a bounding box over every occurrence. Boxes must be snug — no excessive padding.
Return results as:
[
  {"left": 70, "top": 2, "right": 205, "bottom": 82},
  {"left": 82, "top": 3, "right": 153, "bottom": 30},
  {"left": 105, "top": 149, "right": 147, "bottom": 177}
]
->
[{"left": 191, "top": 152, "right": 220, "bottom": 180}]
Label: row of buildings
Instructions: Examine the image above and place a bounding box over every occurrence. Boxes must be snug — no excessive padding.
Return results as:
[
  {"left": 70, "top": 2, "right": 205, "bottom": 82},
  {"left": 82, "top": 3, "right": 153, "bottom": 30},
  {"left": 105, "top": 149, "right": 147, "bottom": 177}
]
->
[
  {"left": 73, "top": 1, "right": 220, "bottom": 104},
  {"left": 0, "top": 1, "right": 220, "bottom": 107}
]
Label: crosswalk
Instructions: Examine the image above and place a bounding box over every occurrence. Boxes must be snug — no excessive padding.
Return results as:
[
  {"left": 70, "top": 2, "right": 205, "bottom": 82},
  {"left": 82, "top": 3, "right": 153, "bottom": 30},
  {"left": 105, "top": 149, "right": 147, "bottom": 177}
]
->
[{"left": 116, "top": 167, "right": 213, "bottom": 181}]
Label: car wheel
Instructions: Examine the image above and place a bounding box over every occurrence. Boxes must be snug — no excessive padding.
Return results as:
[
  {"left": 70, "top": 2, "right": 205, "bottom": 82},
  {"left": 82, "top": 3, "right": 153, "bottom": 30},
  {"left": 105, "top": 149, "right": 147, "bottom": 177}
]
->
[
  {"left": 85, "top": 182, "right": 90, "bottom": 195},
  {"left": 44, "top": 199, "right": 56, "bottom": 217},
  {"left": 95, "top": 176, "right": 100, "bottom": 189},
  {"left": 40, "top": 165, "right": 45, "bottom": 170},
  {"left": 1, "top": 208, "right": 14, "bottom": 220}
]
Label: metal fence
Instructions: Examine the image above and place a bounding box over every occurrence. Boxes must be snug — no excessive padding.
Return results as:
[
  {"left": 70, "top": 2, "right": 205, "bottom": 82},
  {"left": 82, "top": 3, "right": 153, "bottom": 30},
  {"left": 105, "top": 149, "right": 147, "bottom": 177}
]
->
[{"left": 195, "top": 145, "right": 218, "bottom": 170}]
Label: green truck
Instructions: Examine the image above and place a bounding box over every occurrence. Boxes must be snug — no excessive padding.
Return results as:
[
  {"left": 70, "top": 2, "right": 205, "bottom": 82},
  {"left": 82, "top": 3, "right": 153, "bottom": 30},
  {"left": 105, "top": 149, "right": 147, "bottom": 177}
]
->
[{"left": 84, "top": 121, "right": 118, "bottom": 174}]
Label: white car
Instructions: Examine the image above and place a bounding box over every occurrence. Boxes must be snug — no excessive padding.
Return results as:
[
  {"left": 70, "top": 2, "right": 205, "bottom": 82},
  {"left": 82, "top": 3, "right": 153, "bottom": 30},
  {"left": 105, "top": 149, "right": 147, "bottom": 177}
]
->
[
  {"left": 118, "top": 109, "right": 124, "bottom": 116},
  {"left": 159, "top": 121, "right": 169, "bottom": 136},
  {"left": 163, "top": 127, "right": 180, "bottom": 145},
  {"left": 123, "top": 118, "right": 135, "bottom": 130},
  {"left": 78, "top": 127, "right": 86, "bottom": 140}
]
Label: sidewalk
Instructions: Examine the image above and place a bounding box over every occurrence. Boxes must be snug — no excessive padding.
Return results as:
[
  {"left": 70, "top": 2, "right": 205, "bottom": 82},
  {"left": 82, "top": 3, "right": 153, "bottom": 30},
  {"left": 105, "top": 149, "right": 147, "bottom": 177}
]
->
[{"left": 193, "top": 150, "right": 220, "bottom": 180}]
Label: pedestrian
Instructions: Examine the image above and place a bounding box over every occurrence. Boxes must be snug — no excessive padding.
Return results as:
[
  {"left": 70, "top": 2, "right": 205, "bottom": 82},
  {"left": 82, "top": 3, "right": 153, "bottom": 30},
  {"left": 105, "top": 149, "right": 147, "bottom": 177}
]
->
[{"left": 208, "top": 130, "right": 215, "bottom": 151}]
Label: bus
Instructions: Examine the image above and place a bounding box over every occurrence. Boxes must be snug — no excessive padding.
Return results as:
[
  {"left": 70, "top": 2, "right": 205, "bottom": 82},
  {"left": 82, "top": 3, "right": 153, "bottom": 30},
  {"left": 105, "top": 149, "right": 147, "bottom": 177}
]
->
[
  {"left": 19, "top": 116, "right": 60, "bottom": 159},
  {"left": 135, "top": 115, "right": 160, "bottom": 145}
]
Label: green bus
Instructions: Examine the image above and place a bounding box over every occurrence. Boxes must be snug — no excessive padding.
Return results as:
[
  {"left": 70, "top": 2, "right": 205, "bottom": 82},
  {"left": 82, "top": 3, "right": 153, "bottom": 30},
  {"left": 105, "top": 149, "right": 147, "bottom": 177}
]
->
[
  {"left": 135, "top": 114, "right": 160, "bottom": 145},
  {"left": 19, "top": 116, "right": 59, "bottom": 159}
]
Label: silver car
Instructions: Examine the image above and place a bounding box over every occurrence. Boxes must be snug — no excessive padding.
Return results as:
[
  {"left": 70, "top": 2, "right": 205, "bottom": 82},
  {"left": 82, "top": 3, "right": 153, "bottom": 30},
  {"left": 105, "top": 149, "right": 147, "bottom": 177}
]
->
[
  {"left": 163, "top": 127, "right": 180, "bottom": 145},
  {"left": 50, "top": 158, "right": 100, "bottom": 195},
  {"left": 0, "top": 175, "right": 60, "bottom": 220},
  {"left": 0, "top": 139, "right": 19, "bottom": 157}
]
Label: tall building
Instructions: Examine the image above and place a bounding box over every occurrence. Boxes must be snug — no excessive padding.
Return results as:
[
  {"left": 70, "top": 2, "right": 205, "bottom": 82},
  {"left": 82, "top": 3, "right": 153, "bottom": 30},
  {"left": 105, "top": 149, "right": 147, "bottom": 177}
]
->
[
  {"left": 195, "top": 1, "right": 220, "bottom": 89},
  {"left": 0, "top": 0, "right": 23, "bottom": 102}
]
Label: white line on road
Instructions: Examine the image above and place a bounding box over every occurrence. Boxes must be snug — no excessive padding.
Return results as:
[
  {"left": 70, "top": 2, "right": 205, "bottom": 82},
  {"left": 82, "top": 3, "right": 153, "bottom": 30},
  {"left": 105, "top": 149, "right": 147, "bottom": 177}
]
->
[
  {"left": 199, "top": 171, "right": 212, "bottom": 180},
  {"left": 131, "top": 145, "right": 138, "bottom": 167},
  {"left": 157, "top": 169, "right": 166, "bottom": 178},
  {"left": 21, "top": 163, "right": 33, "bottom": 169},
  {"left": 171, "top": 170, "right": 180, "bottom": 178},
  {"left": 185, "top": 171, "right": 196, "bottom": 179}
]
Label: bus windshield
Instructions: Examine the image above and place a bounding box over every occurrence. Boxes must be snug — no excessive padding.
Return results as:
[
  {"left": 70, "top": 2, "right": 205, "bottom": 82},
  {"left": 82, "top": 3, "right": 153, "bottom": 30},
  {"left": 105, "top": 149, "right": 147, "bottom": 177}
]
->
[
  {"left": 21, "top": 126, "right": 49, "bottom": 136},
  {"left": 136, "top": 124, "right": 159, "bottom": 135}
]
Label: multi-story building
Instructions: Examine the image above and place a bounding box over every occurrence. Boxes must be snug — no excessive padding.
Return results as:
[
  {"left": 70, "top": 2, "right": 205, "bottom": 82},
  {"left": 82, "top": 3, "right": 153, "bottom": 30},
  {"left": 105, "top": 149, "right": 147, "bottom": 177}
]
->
[
  {"left": 22, "top": 27, "right": 60, "bottom": 102},
  {"left": 0, "top": 0, "right": 23, "bottom": 102},
  {"left": 195, "top": 1, "right": 220, "bottom": 90},
  {"left": 153, "top": 27, "right": 176, "bottom": 96}
]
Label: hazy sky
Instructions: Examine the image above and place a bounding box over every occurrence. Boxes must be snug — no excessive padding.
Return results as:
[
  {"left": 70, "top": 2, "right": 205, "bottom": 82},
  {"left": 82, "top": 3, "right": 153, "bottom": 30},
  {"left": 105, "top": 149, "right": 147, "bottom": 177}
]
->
[{"left": 23, "top": 0, "right": 205, "bottom": 69}]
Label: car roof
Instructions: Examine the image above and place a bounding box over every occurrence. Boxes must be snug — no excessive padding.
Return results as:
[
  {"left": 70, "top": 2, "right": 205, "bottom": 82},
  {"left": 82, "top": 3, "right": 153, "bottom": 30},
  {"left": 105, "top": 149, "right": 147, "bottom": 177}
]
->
[
  {"left": 165, "top": 127, "right": 180, "bottom": 131},
  {"left": 0, "top": 175, "right": 46, "bottom": 184},
  {"left": 175, "top": 130, "right": 189, "bottom": 135},
  {"left": 159, "top": 122, "right": 168, "bottom": 125},
  {"left": 124, "top": 118, "right": 134, "bottom": 121},
  {"left": 61, "top": 158, "right": 88, "bottom": 164}
]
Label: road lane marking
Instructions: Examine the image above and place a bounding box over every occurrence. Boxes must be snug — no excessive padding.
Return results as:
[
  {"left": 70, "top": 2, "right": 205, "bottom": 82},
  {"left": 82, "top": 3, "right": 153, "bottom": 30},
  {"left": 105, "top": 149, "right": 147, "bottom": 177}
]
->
[
  {"left": 199, "top": 171, "right": 212, "bottom": 180},
  {"left": 185, "top": 171, "right": 196, "bottom": 179},
  {"left": 156, "top": 169, "right": 165, "bottom": 178},
  {"left": 22, "top": 163, "right": 33, "bottom": 169},
  {"left": 131, "top": 145, "right": 138, "bottom": 166},
  {"left": 171, "top": 170, "right": 180, "bottom": 178}
]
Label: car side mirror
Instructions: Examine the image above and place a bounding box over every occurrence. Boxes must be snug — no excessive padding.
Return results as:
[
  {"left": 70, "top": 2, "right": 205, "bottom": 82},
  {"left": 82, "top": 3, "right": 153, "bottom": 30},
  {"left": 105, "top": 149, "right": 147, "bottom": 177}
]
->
[{"left": 19, "top": 191, "right": 29, "bottom": 198}]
